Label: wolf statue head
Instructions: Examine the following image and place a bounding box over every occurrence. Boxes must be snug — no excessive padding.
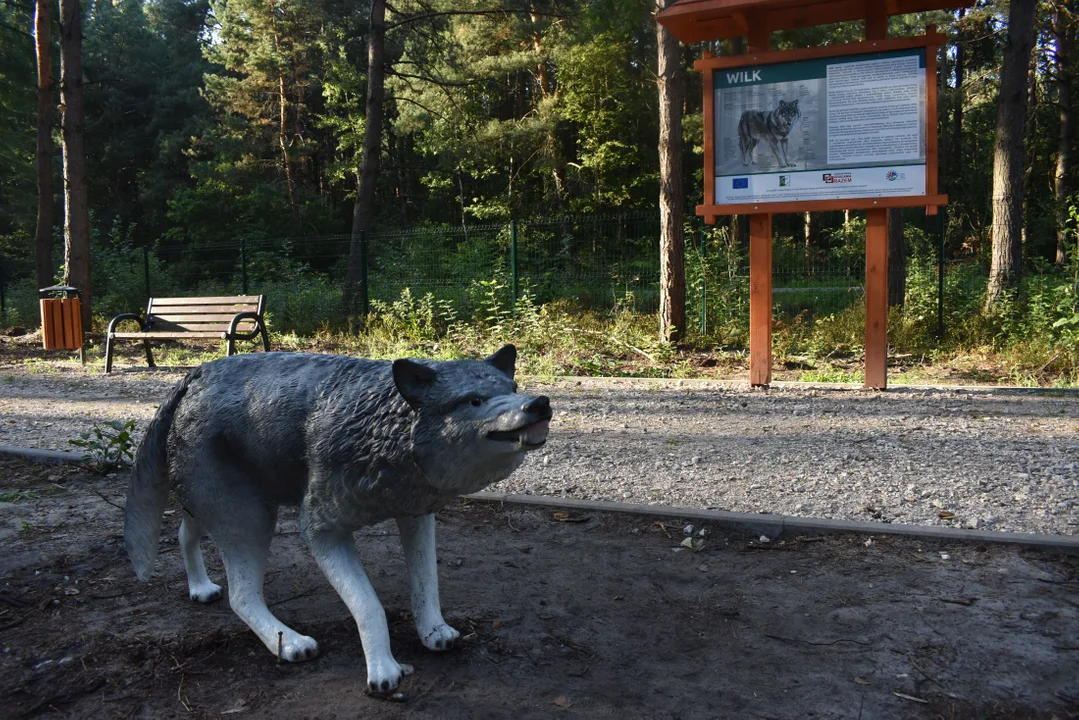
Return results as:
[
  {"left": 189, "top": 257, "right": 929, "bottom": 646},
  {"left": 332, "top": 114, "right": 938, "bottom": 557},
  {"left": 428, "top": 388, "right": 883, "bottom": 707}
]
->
[{"left": 392, "top": 344, "right": 552, "bottom": 493}]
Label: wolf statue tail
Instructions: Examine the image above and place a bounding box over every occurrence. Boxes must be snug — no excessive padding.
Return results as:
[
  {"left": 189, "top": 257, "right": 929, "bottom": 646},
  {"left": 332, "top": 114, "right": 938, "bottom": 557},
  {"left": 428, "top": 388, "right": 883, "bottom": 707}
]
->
[{"left": 124, "top": 368, "right": 199, "bottom": 581}]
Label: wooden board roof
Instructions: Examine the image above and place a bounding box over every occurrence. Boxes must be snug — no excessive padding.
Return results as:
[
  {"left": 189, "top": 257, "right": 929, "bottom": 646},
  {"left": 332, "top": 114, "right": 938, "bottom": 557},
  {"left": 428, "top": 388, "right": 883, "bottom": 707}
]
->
[{"left": 656, "top": 0, "right": 976, "bottom": 43}]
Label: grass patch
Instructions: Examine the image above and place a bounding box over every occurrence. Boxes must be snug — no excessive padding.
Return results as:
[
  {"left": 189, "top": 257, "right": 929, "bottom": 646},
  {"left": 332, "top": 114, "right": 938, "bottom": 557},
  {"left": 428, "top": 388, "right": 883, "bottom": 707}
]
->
[
  {"left": 797, "top": 367, "right": 865, "bottom": 384},
  {"left": 1, "top": 491, "right": 41, "bottom": 503}
]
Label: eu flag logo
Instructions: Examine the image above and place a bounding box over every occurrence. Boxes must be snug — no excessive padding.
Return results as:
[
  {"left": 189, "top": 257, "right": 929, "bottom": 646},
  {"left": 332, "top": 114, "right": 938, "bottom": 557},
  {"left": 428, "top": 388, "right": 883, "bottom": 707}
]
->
[{"left": 732, "top": 178, "right": 749, "bottom": 189}]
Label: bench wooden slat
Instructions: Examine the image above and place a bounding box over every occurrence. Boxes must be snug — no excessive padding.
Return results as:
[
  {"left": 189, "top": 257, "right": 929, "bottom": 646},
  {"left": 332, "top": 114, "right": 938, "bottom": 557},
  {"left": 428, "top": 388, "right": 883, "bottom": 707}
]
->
[
  {"left": 147, "top": 305, "right": 262, "bottom": 315},
  {"left": 150, "top": 296, "right": 263, "bottom": 306},
  {"left": 149, "top": 323, "right": 258, "bottom": 333},
  {"left": 149, "top": 313, "right": 261, "bottom": 323},
  {"left": 112, "top": 331, "right": 229, "bottom": 339}
]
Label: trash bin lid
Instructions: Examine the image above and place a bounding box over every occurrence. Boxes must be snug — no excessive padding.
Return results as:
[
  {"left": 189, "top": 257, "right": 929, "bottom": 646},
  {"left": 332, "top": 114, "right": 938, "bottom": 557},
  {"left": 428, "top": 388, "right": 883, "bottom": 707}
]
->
[{"left": 38, "top": 285, "right": 81, "bottom": 297}]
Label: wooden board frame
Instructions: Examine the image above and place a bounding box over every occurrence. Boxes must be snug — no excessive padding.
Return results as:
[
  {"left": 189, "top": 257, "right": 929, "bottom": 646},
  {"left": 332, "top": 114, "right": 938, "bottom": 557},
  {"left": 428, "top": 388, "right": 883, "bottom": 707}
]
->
[{"left": 696, "top": 30, "right": 947, "bottom": 223}]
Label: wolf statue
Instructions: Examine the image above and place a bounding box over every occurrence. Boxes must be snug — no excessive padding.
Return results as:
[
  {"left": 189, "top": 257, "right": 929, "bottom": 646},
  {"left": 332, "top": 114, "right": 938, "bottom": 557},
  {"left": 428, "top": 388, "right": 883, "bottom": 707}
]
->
[
  {"left": 123, "top": 346, "right": 551, "bottom": 695},
  {"left": 737, "top": 99, "right": 800, "bottom": 167}
]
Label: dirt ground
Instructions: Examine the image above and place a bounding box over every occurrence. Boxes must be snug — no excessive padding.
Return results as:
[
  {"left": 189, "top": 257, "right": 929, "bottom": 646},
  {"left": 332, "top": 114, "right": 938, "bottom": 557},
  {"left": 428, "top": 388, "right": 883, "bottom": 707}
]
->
[{"left": 1, "top": 456, "right": 1078, "bottom": 720}]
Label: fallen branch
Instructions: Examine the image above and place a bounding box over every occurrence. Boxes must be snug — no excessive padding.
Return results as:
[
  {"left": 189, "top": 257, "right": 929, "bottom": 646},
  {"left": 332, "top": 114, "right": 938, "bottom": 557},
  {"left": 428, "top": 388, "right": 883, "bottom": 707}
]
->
[
  {"left": 571, "top": 328, "right": 656, "bottom": 364},
  {"left": 764, "top": 633, "right": 869, "bottom": 647}
]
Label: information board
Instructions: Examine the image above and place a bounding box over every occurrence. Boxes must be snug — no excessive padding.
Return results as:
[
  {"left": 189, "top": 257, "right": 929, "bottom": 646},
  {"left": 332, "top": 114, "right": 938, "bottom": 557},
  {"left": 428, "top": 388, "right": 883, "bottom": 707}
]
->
[{"left": 713, "top": 48, "right": 927, "bottom": 205}]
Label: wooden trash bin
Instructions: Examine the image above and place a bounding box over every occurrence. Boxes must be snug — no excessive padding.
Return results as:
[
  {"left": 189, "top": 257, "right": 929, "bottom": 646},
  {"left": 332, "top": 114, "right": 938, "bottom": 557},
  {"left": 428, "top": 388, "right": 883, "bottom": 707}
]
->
[{"left": 39, "top": 286, "right": 84, "bottom": 351}]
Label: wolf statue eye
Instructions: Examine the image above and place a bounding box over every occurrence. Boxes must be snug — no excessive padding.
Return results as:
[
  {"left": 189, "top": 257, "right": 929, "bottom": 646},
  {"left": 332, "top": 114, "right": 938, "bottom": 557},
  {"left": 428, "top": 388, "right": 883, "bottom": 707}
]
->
[{"left": 470, "top": 397, "right": 483, "bottom": 407}]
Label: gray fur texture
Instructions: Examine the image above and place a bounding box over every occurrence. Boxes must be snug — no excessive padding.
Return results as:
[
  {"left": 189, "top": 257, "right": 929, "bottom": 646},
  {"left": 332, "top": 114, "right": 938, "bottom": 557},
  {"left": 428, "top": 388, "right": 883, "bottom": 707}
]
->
[{"left": 123, "top": 345, "right": 551, "bottom": 694}]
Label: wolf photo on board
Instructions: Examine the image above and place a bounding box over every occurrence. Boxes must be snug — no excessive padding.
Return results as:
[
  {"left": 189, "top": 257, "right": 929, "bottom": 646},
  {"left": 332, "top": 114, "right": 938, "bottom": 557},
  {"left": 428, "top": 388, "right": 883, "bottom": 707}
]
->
[
  {"left": 122, "top": 345, "right": 552, "bottom": 696},
  {"left": 738, "top": 98, "right": 802, "bottom": 167}
]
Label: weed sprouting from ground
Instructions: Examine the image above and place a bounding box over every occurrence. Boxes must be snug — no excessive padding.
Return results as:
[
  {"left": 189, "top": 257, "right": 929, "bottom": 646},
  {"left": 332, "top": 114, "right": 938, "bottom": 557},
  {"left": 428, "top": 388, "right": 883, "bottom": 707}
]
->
[{"left": 69, "top": 420, "right": 137, "bottom": 474}]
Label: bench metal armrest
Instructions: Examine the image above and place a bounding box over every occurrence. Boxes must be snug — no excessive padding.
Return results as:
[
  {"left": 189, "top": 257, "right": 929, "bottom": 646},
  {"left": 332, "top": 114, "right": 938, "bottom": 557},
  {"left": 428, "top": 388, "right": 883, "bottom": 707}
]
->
[
  {"left": 107, "top": 313, "right": 146, "bottom": 337},
  {"left": 226, "top": 311, "right": 266, "bottom": 340}
]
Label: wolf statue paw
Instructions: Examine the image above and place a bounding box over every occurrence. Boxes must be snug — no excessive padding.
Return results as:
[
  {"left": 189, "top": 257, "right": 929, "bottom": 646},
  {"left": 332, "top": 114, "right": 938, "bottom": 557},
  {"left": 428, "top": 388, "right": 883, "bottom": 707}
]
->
[
  {"left": 366, "top": 657, "right": 412, "bottom": 694},
  {"left": 278, "top": 633, "right": 320, "bottom": 662},
  {"left": 421, "top": 623, "right": 460, "bottom": 651},
  {"left": 188, "top": 581, "right": 223, "bottom": 604}
]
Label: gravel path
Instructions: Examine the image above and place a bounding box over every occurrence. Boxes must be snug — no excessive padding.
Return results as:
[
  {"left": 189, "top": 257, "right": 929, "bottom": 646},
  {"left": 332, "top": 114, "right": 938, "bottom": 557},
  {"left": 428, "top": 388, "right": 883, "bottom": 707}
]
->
[{"left": 1, "top": 363, "right": 1076, "bottom": 536}]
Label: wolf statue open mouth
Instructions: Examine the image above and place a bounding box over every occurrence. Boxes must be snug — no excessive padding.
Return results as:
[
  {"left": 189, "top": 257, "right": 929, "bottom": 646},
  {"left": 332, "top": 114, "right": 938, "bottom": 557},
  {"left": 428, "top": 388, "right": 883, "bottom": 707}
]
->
[
  {"left": 487, "top": 398, "right": 552, "bottom": 447},
  {"left": 123, "top": 344, "right": 550, "bottom": 697},
  {"left": 487, "top": 418, "right": 551, "bottom": 447}
]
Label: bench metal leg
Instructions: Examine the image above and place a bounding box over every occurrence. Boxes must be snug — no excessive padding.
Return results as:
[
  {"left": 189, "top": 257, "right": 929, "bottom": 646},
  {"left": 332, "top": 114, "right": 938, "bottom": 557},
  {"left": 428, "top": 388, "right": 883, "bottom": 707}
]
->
[
  {"left": 260, "top": 326, "right": 270, "bottom": 352},
  {"left": 144, "top": 340, "right": 155, "bottom": 368},
  {"left": 105, "top": 335, "right": 115, "bottom": 374},
  {"left": 226, "top": 335, "right": 236, "bottom": 356}
]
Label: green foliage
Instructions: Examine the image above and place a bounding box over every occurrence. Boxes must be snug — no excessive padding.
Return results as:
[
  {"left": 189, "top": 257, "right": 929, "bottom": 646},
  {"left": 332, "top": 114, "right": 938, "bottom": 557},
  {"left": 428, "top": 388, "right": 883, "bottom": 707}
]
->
[
  {"left": 69, "top": 420, "right": 137, "bottom": 474},
  {"left": 369, "top": 287, "right": 457, "bottom": 344},
  {"left": 91, "top": 239, "right": 179, "bottom": 319}
]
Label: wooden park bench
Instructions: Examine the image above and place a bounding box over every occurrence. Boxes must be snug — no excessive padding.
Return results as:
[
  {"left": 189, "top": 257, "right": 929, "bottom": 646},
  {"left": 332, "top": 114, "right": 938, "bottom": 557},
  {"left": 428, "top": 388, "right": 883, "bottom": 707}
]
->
[{"left": 104, "top": 295, "right": 270, "bottom": 373}]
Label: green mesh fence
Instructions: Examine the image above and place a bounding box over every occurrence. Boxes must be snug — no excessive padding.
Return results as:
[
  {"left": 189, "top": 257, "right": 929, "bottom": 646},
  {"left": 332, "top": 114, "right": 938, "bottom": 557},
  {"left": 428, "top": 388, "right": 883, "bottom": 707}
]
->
[{"left": 1, "top": 211, "right": 998, "bottom": 339}]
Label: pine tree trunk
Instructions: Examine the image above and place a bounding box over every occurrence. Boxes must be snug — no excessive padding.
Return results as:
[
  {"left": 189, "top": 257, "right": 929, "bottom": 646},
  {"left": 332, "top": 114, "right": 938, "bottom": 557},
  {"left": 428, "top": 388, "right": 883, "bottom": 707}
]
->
[
  {"left": 278, "top": 72, "right": 298, "bottom": 215},
  {"left": 887, "top": 209, "right": 906, "bottom": 307},
  {"left": 1055, "top": 0, "right": 1075, "bottom": 265},
  {"left": 656, "top": 0, "right": 685, "bottom": 343},
  {"left": 60, "top": 0, "right": 91, "bottom": 329},
  {"left": 952, "top": 9, "right": 965, "bottom": 170},
  {"left": 344, "top": 0, "right": 386, "bottom": 316},
  {"left": 987, "top": 0, "right": 1037, "bottom": 310},
  {"left": 803, "top": 212, "right": 812, "bottom": 260},
  {"left": 34, "top": 0, "right": 54, "bottom": 292},
  {"left": 268, "top": 10, "right": 298, "bottom": 217}
]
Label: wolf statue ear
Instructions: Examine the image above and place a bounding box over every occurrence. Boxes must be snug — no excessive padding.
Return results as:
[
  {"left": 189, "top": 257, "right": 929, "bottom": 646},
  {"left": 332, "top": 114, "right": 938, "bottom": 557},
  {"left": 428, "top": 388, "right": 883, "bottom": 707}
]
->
[
  {"left": 485, "top": 344, "right": 517, "bottom": 380},
  {"left": 392, "top": 358, "right": 438, "bottom": 410}
]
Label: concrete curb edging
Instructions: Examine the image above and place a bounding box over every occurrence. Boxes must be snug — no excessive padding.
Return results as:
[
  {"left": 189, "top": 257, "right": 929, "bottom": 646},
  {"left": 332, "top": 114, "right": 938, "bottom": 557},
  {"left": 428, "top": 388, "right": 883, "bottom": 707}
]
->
[
  {"left": 465, "top": 492, "right": 1079, "bottom": 556},
  {"left": 0, "top": 445, "right": 84, "bottom": 465},
  {"left": 4, "top": 444, "right": 1075, "bottom": 555}
]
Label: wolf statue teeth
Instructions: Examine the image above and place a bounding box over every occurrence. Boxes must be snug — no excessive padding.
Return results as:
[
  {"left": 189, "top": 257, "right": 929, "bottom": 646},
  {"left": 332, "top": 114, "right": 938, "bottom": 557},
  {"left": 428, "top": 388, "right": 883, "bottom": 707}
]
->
[{"left": 123, "top": 345, "right": 550, "bottom": 695}]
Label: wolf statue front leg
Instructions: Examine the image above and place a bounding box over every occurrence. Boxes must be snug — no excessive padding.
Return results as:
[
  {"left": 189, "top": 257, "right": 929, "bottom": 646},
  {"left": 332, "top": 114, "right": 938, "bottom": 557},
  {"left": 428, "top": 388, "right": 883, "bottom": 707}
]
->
[
  {"left": 397, "top": 514, "right": 460, "bottom": 651},
  {"left": 304, "top": 524, "right": 410, "bottom": 694}
]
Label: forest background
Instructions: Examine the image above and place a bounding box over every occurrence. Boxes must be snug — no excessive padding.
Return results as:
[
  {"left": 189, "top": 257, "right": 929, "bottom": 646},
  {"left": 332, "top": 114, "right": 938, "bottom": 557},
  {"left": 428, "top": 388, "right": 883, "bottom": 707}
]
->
[{"left": 1, "top": 0, "right": 1078, "bottom": 384}]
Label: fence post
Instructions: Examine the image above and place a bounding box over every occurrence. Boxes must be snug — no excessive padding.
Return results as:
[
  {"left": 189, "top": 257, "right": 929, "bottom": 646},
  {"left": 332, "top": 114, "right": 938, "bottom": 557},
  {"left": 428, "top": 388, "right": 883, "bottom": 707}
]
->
[
  {"left": 143, "top": 246, "right": 151, "bottom": 301},
  {"left": 240, "top": 238, "right": 249, "bottom": 295},
  {"left": 699, "top": 220, "right": 707, "bottom": 335},
  {"left": 936, "top": 209, "right": 945, "bottom": 337},
  {"left": 360, "top": 230, "right": 369, "bottom": 316},
  {"left": 510, "top": 219, "right": 518, "bottom": 316}
]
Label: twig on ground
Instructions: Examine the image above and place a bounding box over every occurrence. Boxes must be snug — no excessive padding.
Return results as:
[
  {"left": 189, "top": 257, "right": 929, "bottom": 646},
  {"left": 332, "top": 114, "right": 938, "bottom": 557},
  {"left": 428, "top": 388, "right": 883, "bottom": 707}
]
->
[
  {"left": 87, "top": 489, "right": 125, "bottom": 512},
  {"left": 269, "top": 589, "right": 321, "bottom": 608},
  {"left": 892, "top": 692, "right": 928, "bottom": 704}
]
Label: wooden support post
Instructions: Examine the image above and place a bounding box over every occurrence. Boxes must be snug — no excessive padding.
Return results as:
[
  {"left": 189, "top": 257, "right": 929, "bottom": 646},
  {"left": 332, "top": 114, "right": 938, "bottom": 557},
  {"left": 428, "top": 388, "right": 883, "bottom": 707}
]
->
[
  {"left": 862, "top": 3, "right": 888, "bottom": 390},
  {"left": 865, "top": 208, "right": 888, "bottom": 389},
  {"left": 746, "top": 15, "right": 771, "bottom": 388},
  {"left": 749, "top": 213, "right": 772, "bottom": 386},
  {"left": 865, "top": 2, "right": 887, "bottom": 42}
]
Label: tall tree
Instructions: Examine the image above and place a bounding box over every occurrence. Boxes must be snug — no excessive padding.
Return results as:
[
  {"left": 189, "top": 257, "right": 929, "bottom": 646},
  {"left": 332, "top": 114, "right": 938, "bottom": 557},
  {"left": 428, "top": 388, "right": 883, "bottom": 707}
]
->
[
  {"left": 34, "top": 0, "right": 54, "bottom": 290},
  {"left": 887, "top": 209, "right": 905, "bottom": 307},
  {"left": 987, "top": 0, "right": 1037, "bottom": 310},
  {"left": 1054, "top": 0, "right": 1075, "bottom": 265},
  {"left": 344, "top": 0, "right": 385, "bottom": 315},
  {"left": 655, "top": 0, "right": 684, "bottom": 343},
  {"left": 60, "top": 0, "right": 91, "bottom": 328}
]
